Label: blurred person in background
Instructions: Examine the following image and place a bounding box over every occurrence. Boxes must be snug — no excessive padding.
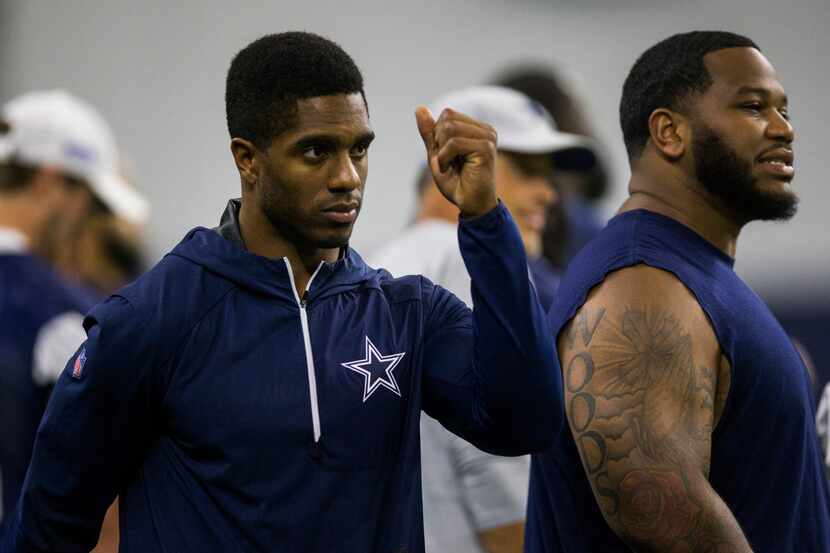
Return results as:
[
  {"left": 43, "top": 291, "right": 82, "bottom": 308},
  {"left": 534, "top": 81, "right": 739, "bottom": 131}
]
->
[
  {"left": 0, "top": 90, "right": 148, "bottom": 542},
  {"left": 4, "top": 32, "right": 561, "bottom": 553},
  {"left": 52, "top": 154, "right": 145, "bottom": 553},
  {"left": 494, "top": 64, "right": 609, "bottom": 268},
  {"left": 806, "top": 342, "right": 830, "bottom": 482},
  {"left": 372, "top": 85, "right": 594, "bottom": 553},
  {"left": 75, "top": 162, "right": 147, "bottom": 553},
  {"left": 527, "top": 31, "right": 830, "bottom": 552},
  {"left": 56, "top": 156, "right": 147, "bottom": 298},
  {"left": 67, "top": 212, "right": 146, "bottom": 296}
]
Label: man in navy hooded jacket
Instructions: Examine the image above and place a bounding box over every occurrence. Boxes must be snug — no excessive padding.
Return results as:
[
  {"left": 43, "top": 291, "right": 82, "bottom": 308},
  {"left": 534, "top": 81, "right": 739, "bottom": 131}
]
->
[{"left": 3, "top": 32, "right": 561, "bottom": 553}]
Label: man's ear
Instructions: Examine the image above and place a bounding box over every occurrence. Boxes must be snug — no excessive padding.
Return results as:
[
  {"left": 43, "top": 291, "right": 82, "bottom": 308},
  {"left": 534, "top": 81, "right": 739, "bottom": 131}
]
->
[
  {"left": 230, "top": 138, "right": 261, "bottom": 191},
  {"left": 648, "top": 108, "right": 688, "bottom": 161}
]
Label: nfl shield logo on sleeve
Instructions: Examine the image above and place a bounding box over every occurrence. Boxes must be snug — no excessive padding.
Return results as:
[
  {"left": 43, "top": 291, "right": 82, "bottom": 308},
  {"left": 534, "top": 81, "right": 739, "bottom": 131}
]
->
[{"left": 72, "top": 347, "right": 87, "bottom": 379}]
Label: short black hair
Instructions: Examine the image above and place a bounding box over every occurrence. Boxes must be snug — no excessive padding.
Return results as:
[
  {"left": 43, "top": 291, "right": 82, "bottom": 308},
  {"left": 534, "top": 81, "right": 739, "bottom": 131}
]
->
[
  {"left": 225, "top": 31, "right": 366, "bottom": 149},
  {"left": 620, "top": 31, "right": 759, "bottom": 160}
]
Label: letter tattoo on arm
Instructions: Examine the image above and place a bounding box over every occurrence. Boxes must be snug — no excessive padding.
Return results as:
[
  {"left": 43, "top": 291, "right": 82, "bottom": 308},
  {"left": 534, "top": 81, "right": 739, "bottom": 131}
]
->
[{"left": 561, "top": 302, "right": 751, "bottom": 553}]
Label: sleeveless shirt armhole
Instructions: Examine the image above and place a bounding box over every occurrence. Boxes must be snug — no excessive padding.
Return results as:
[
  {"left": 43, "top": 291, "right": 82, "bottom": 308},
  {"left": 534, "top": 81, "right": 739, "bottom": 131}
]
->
[
  {"left": 556, "top": 214, "right": 644, "bottom": 345},
  {"left": 622, "top": 257, "right": 737, "bottom": 438}
]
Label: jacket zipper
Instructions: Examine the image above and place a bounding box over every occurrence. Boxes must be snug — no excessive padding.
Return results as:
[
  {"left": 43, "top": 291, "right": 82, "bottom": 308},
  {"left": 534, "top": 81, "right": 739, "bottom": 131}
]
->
[{"left": 284, "top": 258, "right": 325, "bottom": 460}]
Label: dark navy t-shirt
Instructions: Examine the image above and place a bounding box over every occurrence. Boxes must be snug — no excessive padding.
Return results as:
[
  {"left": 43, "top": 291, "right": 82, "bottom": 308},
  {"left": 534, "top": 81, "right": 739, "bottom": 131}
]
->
[
  {"left": 526, "top": 209, "right": 830, "bottom": 552},
  {"left": 0, "top": 247, "right": 93, "bottom": 535}
]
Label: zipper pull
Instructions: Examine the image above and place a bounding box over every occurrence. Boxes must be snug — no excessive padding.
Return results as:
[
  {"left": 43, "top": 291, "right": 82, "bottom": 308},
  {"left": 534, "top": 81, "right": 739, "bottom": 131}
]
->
[{"left": 301, "top": 290, "right": 309, "bottom": 308}]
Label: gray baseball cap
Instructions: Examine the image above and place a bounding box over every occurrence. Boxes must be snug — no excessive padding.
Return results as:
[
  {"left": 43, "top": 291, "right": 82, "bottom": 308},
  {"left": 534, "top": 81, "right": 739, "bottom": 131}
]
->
[{"left": 0, "top": 90, "right": 149, "bottom": 224}]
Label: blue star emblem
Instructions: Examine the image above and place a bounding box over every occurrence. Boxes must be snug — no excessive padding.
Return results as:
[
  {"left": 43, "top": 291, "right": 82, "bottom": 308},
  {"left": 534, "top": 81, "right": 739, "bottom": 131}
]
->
[{"left": 341, "top": 336, "right": 406, "bottom": 402}]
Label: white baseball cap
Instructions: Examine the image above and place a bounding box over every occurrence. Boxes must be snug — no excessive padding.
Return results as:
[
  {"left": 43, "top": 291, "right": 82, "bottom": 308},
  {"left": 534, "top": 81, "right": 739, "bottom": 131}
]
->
[
  {"left": 427, "top": 85, "right": 596, "bottom": 170},
  {"left": 0, "top": 90, "right": 149, "bottom": 224}
]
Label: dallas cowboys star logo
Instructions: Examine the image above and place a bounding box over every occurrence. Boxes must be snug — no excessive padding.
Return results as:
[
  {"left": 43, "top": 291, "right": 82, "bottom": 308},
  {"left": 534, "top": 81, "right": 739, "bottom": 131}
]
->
[{"left": 341, "top": 336, "right": 406, "bottom": 402}]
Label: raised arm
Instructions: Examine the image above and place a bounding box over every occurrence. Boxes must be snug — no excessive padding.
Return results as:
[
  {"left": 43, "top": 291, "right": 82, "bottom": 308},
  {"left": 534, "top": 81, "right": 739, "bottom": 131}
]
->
[
  {"left": 560, "top": 265, "right": 751, "bottom": 552},
  {"left": 415, "top": 105, "right": 561, "bottom": 455}
]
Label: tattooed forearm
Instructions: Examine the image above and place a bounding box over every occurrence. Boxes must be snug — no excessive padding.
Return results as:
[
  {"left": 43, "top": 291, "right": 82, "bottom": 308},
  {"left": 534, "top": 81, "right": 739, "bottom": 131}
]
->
[{"left": 561, "top": 304, "right": 750, "bottom": 552}]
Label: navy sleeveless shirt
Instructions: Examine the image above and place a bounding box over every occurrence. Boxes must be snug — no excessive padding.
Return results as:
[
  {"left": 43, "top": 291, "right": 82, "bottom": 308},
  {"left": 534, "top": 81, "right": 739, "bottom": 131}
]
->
[{"left": 526, "top": 209, "right": 830, "bottom": 552}]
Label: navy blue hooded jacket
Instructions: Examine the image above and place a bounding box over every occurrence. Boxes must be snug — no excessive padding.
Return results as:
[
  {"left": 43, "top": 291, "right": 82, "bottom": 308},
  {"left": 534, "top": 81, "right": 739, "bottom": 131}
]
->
[{"left": 4, "top": 200, "right": 561, "bottom": 553}]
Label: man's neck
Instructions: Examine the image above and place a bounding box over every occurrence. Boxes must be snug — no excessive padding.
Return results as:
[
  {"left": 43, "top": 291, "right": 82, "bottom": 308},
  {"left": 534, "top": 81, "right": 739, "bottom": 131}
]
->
[
  {"left": 621, "top": 168, "right": 742, "bottom": 259},
  {"left": 238, "top": 200, "right": 338, "bottom": 297}
]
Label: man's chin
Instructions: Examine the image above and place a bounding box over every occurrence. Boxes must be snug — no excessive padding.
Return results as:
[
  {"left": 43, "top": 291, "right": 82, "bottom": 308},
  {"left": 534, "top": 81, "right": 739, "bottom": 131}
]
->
[
  {"left": 755, "top": 172, "right": 795, "bottom": 192},
  {"left": 738, "top": 187, "right": 799, "bottom": 222},
  {"left": 314, "top": 230, "right": 353, "bottom": 250}
]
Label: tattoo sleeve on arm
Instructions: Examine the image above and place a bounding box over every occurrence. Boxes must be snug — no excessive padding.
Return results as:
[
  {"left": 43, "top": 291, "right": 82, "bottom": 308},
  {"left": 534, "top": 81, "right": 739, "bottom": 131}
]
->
[{"left": 562, "top": 305, "right": 751, "bottom": 553}]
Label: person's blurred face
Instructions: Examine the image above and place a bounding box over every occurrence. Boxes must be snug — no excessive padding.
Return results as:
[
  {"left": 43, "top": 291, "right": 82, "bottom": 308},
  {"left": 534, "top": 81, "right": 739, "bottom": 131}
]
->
[
  {"left": 257, "top": 93, "right": 374, "bottom": 250},
  {"left": 73, "top": 214, "right": 143, "bottom": 294},
  {"left": 495, "top": 151, "right": 558, "bottom": 257},
  {"left": 690, "top": 47, "right": 797, "bottom": 222},
  {"left": 32, "top": 170, "right": 95, "bottom": 263}
]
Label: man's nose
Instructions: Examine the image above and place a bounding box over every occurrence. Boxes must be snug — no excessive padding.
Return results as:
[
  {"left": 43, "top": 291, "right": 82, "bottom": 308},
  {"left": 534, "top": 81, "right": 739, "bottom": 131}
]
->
[
  {"left": 767, "top": 109, "right": 794, "bottom": 144},
  {"left": 329, "top": 153, "right": 362, "bottom": 191}
]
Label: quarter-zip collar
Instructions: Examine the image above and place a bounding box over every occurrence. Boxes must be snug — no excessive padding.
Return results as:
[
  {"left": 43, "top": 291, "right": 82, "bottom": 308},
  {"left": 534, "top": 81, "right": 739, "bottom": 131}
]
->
[{"left": 168, "top": 198, "right": 377, "bottom": 304}]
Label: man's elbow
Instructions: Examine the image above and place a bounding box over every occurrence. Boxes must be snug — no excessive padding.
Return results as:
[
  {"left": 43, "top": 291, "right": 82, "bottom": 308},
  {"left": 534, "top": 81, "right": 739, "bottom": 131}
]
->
[{"left": 600, "top": 472, "right": 708, "bottom": 552}]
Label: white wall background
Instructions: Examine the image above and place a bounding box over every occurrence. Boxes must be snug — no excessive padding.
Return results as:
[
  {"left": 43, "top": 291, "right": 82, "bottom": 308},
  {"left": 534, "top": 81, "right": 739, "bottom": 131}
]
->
[{"left": 1, "top": 0, "right": 827, "bottom": 302}]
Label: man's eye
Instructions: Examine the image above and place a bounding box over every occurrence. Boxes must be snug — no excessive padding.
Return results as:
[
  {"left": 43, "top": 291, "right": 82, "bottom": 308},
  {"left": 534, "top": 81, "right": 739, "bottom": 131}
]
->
[
  {"left": 351, "top": 144, "right": 369, "bottom": 158},
  {"left": 741, "top": 103, "right": 763, "bottom": 113},
  {"left": 303, "top": 146, "right": 328, "bottom": 160},
  {"left": 778, "top": 108, "right": 791, "bottom": 121}
]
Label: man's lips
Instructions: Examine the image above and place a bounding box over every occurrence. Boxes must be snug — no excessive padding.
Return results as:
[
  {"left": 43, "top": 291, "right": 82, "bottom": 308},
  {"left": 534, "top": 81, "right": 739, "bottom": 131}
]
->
[
  {"left": 757, "top": 147, "right": 794, "bottom": 179},
  {"left": 322, "top": 203, "right": 359, "bottom": 224}
]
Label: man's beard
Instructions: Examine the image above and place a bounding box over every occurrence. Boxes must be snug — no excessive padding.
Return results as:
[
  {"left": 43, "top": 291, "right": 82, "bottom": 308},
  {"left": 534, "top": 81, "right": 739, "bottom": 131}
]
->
[
  {"left": 259, "top": 179, "right": 352, "bottom": 251},
  {"left": 692, "top": 123, "right": 798, "bottom": 222}
]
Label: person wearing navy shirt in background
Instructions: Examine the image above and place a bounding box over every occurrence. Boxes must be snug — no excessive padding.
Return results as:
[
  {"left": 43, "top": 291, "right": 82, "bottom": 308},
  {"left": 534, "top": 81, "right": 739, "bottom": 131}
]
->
[
  {"left": 0, "top": 91, "right": 149, "bottom": 542},
  {"left": 526, "top": 31, "right": 830, "bottom": 552},
  {"left": 4, "top": 32, "right": 561, "bottom": 553}
]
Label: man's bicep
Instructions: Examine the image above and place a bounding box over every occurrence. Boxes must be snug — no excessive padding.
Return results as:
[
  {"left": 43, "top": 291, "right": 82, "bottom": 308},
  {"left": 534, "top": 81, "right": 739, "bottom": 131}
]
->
[{"left": 560, "top": 273, "right": 720, "bottom": 546}]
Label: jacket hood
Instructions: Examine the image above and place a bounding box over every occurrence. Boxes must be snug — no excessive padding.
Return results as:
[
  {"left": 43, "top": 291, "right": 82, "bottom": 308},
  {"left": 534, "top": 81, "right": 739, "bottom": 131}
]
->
[{"left": 168, "top": 199, "right": 380, "bottom": 302}]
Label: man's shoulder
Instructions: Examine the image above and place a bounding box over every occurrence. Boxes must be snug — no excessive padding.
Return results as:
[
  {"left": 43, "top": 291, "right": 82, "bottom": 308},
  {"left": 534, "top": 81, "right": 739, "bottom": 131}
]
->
[
  {"left": 366, "top": 267, "right": 463, "bottom": 318},
  {"left": 103, "top": 250, "right": 236, "bottom": 333},
  {"left": 587, "top": 264, "right": 699, "bottom": 308},
  {"left": 371, "top": 270, "right": 432, "bottom": 306}
]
